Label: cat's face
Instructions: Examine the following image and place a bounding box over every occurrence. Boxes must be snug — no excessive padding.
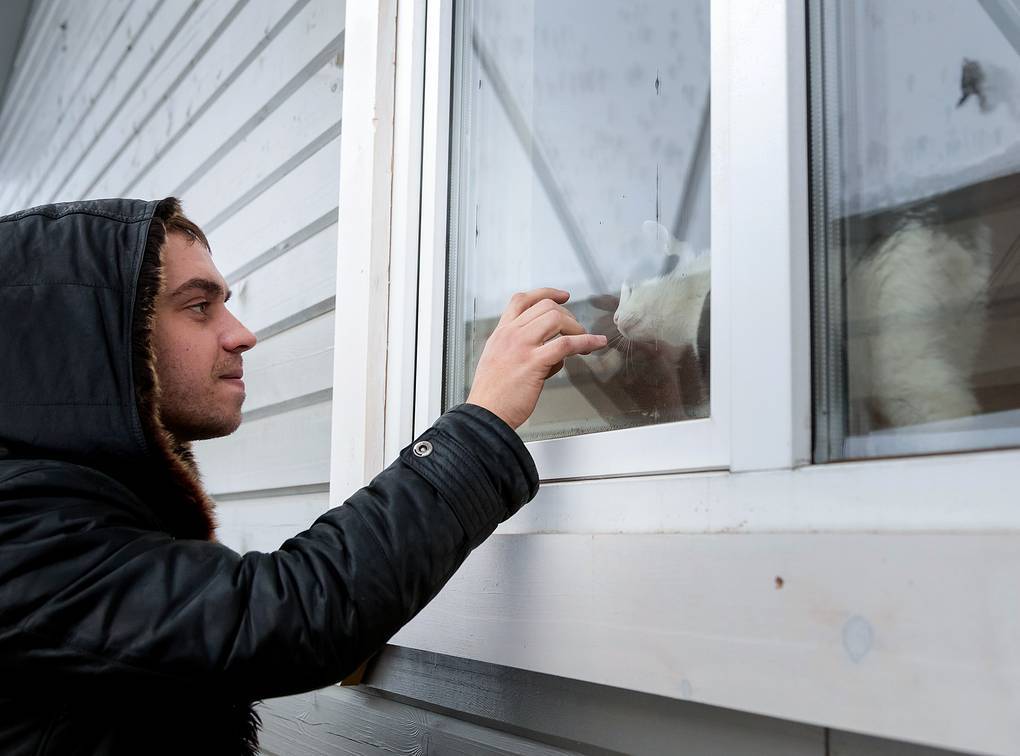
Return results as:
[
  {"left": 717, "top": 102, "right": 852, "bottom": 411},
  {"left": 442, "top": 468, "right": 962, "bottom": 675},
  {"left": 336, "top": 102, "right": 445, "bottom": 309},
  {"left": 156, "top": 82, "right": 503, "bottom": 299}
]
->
[
  {"left": 614, "top": 278, "right": 664, "bottom": 341},
  {"left": 613, "top": 264, "right": 710, "bottom": 347}
]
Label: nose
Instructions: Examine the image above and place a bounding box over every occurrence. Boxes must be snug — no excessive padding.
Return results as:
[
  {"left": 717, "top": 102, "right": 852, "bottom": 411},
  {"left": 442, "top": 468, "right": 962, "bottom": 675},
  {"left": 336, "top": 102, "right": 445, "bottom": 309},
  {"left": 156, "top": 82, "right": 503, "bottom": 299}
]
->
[
  {"left": 223, "top": 310, "right": 257, "bottom": 354},
  {"left": 617, "top": 314, "right": 642, "bottom": 333}
]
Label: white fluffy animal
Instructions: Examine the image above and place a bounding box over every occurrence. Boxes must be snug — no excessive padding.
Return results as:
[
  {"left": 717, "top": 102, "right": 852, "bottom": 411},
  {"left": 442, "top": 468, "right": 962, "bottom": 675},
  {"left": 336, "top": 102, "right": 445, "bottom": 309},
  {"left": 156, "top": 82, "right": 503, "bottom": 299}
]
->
[
  {"left": 608, "top": 217, "right": 992, "bottom": 432},
  {"left": 847, "top": 218, "right": 993, "bottom": 430},
  {"left": 613, "top": 221, "right": 710, "bottom": 352},
  {"left": 608, "top": 221, "right": 711, "bottom": 417}
]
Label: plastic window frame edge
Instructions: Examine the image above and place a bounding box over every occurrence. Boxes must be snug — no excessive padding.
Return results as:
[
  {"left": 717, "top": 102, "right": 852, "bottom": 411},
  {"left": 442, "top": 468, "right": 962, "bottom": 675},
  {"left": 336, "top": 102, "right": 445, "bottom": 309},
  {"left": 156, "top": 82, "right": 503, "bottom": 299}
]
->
[{"left": 405, "top": 0, "right": 742, "bottom": 481}]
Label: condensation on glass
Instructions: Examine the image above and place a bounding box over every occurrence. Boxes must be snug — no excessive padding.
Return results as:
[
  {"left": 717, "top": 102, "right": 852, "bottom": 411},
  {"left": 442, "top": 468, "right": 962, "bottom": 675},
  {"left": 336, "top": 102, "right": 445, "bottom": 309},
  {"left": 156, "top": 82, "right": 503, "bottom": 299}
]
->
[
  {"left": 443, "top": 0, "right": 711, "bottom": 441},
  {"left": 810, "top": 0, "right": 1020, "bottom": 460}
]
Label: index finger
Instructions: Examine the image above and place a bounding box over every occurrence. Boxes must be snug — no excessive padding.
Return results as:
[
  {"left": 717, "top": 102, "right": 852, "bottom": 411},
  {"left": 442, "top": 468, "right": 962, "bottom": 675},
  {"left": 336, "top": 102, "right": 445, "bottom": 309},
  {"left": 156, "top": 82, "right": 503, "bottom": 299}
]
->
[{"left": 499, "top": 288, "right": 570, "bottom": 325}]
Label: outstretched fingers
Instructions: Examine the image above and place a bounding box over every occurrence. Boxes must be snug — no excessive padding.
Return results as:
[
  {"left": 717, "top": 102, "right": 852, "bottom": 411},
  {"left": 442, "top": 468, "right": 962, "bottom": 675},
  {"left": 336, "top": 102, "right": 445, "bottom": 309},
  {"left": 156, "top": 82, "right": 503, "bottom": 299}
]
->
[
  {"left": 539, "top": 333, "right": 608, "bottom": 363},
  {"left": 524, "top": 308, "right": 586, "bottom": 343},
  {"left": 499, "top": 288, "right": 570, "bottom": 325}
]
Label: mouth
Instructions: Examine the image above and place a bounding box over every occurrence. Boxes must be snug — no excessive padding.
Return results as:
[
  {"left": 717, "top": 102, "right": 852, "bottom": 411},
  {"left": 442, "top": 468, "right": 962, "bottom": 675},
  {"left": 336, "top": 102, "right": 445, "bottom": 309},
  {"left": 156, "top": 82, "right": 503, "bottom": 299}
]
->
[{"left": 219, "top": 369, "right": 245, "bottom": 391}]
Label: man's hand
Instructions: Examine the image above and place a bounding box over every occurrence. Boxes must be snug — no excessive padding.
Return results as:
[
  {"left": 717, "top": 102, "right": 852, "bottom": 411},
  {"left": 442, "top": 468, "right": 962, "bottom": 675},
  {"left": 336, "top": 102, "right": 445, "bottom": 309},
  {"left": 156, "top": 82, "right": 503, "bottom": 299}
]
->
[{"left": 466, "top": 288, "right": 608, "bottom": 429}]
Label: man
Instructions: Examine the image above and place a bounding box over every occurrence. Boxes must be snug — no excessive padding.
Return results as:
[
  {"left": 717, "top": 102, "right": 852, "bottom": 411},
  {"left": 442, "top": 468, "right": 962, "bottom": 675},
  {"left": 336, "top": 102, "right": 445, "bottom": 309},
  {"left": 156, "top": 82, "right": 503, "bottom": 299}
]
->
[{"left": 0, "top": 197, "right": 605, "bottom": 754}]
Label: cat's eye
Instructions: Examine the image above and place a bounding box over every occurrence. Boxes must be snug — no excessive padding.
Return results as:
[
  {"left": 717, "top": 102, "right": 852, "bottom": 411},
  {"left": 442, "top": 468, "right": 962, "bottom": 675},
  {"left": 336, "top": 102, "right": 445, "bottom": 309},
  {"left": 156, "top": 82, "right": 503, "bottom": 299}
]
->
[{"left": 443, "top": 0, "right": 711, "bottom": 442}]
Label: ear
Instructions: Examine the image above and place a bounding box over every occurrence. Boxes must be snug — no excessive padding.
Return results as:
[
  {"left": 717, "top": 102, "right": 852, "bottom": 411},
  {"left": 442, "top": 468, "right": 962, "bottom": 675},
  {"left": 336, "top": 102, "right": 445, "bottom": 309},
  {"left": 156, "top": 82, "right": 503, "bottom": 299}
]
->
[{"left": 641, "top": 220, "right": 675, "bottom": 257}]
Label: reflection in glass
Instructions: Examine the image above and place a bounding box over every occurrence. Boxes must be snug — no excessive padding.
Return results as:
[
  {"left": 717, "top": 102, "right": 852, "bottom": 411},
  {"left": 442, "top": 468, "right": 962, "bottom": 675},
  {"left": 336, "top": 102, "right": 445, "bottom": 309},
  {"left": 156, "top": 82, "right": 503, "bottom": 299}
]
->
[
  {"left": 811, "top": 0, "right": 1020, "bottom": 460},
  {"left": 444, "top": 0, "right": 711, "bottom": 441}
]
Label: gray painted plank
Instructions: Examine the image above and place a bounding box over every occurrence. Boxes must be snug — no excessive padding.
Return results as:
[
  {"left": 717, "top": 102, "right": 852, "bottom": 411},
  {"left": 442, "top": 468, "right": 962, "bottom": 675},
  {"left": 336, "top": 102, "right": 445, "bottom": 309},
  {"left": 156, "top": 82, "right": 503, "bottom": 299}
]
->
[
  {"left": 0, "top": 0, "right": 34, "bottom": 105},
  {"left": 259, "top": 686, "right": 578, "bottom": 756},
  {"left": 260, "top": 646, "right": 824, "bottom": 756},
  {"left": 829, "top": 731, "right": 976, "bottom": 756}
]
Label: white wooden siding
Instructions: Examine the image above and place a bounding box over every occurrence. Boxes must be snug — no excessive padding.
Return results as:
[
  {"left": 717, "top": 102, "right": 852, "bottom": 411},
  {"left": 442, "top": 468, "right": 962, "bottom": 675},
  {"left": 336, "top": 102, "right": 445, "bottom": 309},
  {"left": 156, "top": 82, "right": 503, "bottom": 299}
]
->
[{"left": 0, "top": 0, "right": 345, "bottom": 554}]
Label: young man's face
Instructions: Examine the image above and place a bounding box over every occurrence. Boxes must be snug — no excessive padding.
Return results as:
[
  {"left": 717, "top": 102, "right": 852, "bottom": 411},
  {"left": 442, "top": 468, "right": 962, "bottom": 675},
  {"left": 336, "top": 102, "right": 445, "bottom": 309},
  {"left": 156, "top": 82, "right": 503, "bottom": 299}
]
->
[{"left": 151, "top": 232, "right": 257, "bottom": 441}]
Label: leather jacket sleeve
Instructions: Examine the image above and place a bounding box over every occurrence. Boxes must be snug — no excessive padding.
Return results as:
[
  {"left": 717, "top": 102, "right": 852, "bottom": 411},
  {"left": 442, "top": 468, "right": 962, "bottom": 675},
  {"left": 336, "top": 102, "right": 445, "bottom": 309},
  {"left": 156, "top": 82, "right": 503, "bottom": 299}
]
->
[{"left": 0, "top": 404, "right": 537, "bottom": 702}]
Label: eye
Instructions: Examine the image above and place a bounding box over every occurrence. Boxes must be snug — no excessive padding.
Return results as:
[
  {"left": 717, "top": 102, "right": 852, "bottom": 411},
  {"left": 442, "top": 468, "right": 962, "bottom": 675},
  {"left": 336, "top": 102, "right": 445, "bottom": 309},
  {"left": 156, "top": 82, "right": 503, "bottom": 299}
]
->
[{"left": 188, "top": 301, "right": 210, "bottom": 315}]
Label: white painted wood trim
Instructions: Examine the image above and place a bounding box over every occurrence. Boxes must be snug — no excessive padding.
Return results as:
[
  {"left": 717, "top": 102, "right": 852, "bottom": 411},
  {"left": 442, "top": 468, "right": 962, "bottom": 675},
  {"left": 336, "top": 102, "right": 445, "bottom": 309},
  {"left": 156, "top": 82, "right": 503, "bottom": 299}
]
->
[
  {"left": 496, "top": 445, "right": 1020, "bottom": 535},
  {"left": 330, "top": 0, "right": 397, "bottom": 494},
  {"left": 727, "top": 0, "right": 812, "bottom": 473},
  {"left": 383, "top": 0, "right": 428, "bottom": 464},
  {"left": 394, "top": 528, "right": 1020, "bottom": 756},
  {"left": 412, "top": 0, "right": 454, "bottom": 441}
]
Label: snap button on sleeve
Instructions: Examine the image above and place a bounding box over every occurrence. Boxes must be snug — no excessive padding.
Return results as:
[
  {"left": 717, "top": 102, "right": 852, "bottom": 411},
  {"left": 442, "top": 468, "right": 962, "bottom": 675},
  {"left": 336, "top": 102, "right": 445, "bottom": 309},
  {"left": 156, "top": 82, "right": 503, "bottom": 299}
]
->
[{"left": 412, "top": 440, "right": 433, "bottom": 457}]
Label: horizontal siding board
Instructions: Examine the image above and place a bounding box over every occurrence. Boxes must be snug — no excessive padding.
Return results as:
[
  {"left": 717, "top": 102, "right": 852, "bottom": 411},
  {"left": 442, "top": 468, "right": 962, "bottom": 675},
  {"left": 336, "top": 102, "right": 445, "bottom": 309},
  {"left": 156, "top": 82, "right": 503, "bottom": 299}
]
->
[
  {"left": 0, "top": 0, "right": 164, "bottom": 210},
  {"left": 0, "top": 0, "right": 148, "bottom": 212},
  {"left": 240, "top": 311, "right": 334, "bottom": 414},
  {"left": 90, "top": 0, "right": 312, "bottom": 200},
  {"left": 71, "top": 0, "right": 252, "bottom": 201},
  {"left": 226, "top": 210, "right": 337, "bottom": 287},
  {"left": 38, "top": 0, "right": 201, "bottom": 206},
  {"left": 0, "top": 0, "right": 62, "bottom": 129},
  {"left": 0, "top": 0, "right": 120, "bottom": 178},
  {"left": 259, "top": 685, "right": 579, "bottom": 756},
  {"left": 196, "top": 399, "right": 331, "bottom": 495},
  {"left": 121, "top": 0, "right": 344, "bottom": 200},
  {"left": 829, "top": 731, "right": 969, "bottom": 756},
  {"left": 391, "top": 533, "right": 1020, "bottom": 755},
  {"left": 0, "top": 0, "right": 78, "bottom": 163},
  {"left": 206, "top": 136, "right": 340, "bottom": 280},
  {"left": 183, "top": 60, "right": 342, "bottom": 230},
  {"left": 354, "top": 647, "right": 823, "bottom": 756},
  {"left": 227, "top": 220, "right": 336, "bottom": 329},
  {"left": 260, "top": 650, "right": 953, "bottom": 756},
  {"left": 6, "top": 0, "right": 182, "bottom": 210},
  {"left": 214, "top": 490, "right": 330, "bottom": 553},
  {"left": 228, "top": 220, "right": 336, "bottom": 334}
]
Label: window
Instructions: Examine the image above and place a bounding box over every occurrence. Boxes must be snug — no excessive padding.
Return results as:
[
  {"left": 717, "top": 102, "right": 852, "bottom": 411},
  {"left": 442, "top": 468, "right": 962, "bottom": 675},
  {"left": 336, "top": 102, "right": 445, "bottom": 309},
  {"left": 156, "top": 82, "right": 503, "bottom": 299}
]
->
[
  {"left": 810, "top": 0, "right": 1020, "bottom": 461},
  {"left": 443, "top": 0, "right": 712, "bottom": 444}
]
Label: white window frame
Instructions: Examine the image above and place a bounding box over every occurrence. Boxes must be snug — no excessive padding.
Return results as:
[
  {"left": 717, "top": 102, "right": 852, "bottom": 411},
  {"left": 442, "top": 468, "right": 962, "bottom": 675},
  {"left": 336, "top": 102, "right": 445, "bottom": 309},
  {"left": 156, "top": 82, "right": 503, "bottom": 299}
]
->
[
  {"left": 413, "top": 1, "right": 731, "bottom": 481},
  {"left": 333, "top": 2, "right": 1020, "bottom": 754}
]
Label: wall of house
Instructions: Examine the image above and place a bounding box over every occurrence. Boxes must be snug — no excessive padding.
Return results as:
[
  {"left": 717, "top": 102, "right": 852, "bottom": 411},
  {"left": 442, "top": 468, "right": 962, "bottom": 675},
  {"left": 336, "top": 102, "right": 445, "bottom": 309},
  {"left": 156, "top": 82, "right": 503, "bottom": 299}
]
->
[
  {"left": 0, "top": 3, "right": 996, "bottom": 755},
  {"left": 0, "top": 0, "right": 343, "bottom": 553}
]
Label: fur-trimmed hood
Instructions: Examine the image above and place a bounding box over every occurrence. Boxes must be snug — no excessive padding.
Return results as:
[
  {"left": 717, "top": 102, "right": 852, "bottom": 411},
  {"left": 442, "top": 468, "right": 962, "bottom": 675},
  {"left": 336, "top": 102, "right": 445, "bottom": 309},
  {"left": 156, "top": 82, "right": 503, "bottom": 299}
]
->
[{"left": 0, "top": 198, "right": 216, "bottom": 541}]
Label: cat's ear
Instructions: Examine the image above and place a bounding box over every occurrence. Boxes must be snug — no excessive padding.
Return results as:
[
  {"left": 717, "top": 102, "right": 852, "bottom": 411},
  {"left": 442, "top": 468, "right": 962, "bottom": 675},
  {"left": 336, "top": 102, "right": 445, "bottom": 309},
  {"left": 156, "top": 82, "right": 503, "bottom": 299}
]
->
[{"left": 642, "top": 220, "right": 674, "bottom": 257}]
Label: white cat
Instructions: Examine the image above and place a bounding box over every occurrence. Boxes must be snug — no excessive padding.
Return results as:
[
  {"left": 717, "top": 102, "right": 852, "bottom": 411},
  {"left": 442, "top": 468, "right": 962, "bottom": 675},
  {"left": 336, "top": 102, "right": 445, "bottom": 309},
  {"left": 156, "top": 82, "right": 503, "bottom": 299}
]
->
[
  {"left": 847, "top": 218, "right": 993, "bottom": 430},
  {"left": 609, "top": 221, "right": 711, "bottom": 416},
  {"left": 608, "top": 217, "right": 992, "bottom": 432},
  {"left": 613, "top": 226, "right": 710, "bottom": 354}
]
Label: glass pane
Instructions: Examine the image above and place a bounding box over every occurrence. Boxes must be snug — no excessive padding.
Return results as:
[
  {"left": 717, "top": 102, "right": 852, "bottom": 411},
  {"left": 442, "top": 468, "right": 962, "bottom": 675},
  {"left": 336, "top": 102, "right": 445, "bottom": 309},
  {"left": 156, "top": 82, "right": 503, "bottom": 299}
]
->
[
  {"left": 810, "top": 0, "right": 1020, "bottom": 460},
  {"left": 443, "top": 0, "right": 711, "bottom": 442}
]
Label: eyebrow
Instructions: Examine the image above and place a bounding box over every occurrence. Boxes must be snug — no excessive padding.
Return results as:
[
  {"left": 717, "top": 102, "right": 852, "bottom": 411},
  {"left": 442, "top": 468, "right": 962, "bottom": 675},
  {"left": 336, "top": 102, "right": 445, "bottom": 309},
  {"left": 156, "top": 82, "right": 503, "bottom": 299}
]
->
[{"left": 170, "top": 277, "right": 232, "bottom": 303}]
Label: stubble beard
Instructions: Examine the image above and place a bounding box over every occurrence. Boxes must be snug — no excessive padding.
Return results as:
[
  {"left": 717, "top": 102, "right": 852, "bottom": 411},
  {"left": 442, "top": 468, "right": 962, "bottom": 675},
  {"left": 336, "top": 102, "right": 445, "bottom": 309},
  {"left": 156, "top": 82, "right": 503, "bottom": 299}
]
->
[{"left": 158, "top": 381, "right": 244, "bottom": 442}]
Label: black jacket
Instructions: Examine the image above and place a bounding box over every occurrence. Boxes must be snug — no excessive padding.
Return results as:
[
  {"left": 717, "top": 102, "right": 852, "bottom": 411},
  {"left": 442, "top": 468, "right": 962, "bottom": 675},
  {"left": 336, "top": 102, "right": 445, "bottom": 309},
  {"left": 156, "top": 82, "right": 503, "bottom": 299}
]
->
[{"left": 0, "top": 199, "right": 538, "bottom": 754}]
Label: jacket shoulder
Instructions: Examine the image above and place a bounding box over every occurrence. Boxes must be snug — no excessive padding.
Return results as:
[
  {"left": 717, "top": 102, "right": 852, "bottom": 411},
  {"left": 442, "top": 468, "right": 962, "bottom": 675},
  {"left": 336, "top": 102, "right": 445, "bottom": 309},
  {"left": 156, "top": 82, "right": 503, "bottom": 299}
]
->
[{"left": 0, "top": 459, "right": 160, "bottom": 531}]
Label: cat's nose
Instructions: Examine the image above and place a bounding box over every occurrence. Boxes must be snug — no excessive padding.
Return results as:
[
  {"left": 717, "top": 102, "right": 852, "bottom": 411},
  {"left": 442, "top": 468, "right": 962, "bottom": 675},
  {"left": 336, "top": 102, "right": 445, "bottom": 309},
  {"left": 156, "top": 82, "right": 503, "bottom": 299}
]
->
[
  {"left": 612, "top": 312, "right": 619, "bottom": 324},
  {"left": 617, "top": 314, "right": 642, "bottom": 333}
]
